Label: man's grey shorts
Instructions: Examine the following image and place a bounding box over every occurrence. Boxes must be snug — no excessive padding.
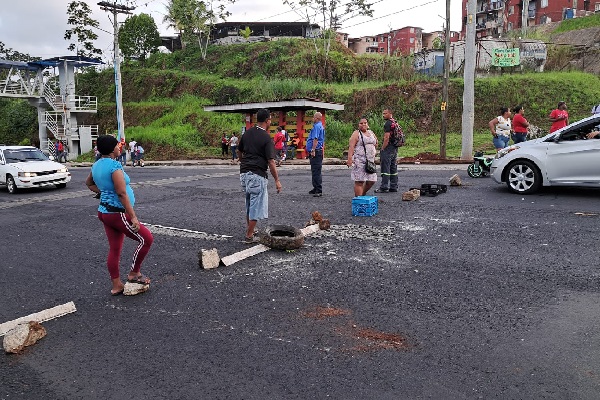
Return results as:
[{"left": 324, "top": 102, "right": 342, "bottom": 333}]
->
[{"left": 240, "top": 171, "right": 268, "bottom": 221}]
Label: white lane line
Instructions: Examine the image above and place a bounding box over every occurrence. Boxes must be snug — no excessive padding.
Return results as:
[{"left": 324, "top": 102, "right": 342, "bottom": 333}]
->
[{"left": 144, "top": 223, "right": 232, "bottom": 241}]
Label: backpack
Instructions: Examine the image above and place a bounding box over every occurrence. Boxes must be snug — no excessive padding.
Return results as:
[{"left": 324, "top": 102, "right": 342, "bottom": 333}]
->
[{"left": 389, "top": 118, "right": 405, "bottom": 147}]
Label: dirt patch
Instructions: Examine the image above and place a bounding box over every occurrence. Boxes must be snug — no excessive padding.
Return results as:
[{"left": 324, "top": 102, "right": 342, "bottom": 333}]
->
[
  {"left": 301, "top": 306, "right": 351, "bottom": 320},
  {"left": 299, "top": 306, "right": 412, "bottom": 352}
]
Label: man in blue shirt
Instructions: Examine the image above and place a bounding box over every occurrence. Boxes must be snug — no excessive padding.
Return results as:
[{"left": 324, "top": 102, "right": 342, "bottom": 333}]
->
[{"left": 306, "top": 112, "right": 325, "bottom": 197}]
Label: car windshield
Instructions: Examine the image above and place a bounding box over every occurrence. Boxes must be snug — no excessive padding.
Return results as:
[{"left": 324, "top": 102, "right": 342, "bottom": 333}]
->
[{"left": 3, "top": 149, "right": 49, "bottom": 163}]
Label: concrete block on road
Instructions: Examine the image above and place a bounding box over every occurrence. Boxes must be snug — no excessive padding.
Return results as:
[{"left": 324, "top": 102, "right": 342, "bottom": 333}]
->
[
  {"left": 199, "top": 248, "right": 221, "bottom": 269},
  {"left": 402, "top": 189, "right": 421, "bottom": 201},
  {"left": 449, "top": 174, "right": 462, "bottom": 186},
  {"left": 123, "top": 282, "right": 149, "bottom": 296},
  {"left": 3, "top": 321, "right": 47, "bottom": 354}
]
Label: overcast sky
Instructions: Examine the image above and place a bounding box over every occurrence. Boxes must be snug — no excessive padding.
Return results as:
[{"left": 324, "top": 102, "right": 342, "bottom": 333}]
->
[{"left": 0, "top": 0, "right": 463, "bottom": 60}]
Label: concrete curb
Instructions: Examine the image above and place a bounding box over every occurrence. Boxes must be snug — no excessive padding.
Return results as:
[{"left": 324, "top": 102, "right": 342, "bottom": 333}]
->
[{"left": 67, "top": 158, "right": 471, "bottom": 168}]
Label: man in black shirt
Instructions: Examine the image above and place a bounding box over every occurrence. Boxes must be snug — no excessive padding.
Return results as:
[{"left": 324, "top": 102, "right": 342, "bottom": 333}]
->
[
  {"left": 375, "top": 108, "right": 399, "bottom": 193},
  {"left": 237, "top": 108, "right": 282, "bottom": 243}
]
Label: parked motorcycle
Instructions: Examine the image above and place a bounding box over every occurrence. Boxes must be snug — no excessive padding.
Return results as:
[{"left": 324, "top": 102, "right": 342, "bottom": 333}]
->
[{"left": 467, "top": 151, "right": 494, "bottom": 178}]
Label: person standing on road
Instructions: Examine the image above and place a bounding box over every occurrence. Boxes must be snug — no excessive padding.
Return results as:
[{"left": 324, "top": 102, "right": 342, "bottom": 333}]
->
[
  {"left": 85, "top": 135, "right": 153, "bottom": 296},
  {"left": 221, "top": 134, "right": 229, "bottom": 159},
  {"left": 128, "top": 138, "right": 137, "bottom": 165},
  {"left": 511, "top": 105, "right": 529, "bottom": 144},
  {"left": 375, "top": 108, "right": 399, "bottom": 193},
  {"left": 307, "top": 112, "right": 325, "bottom": 197},
  {"left": 273, "top": 126, "right": 286, "bottom": 166},
  {"left": 229, "top": 132, "right": 238, "bottom": 164},
  {"left": 237, "top": 108, "right": 282, "bottom": 244},
  {"left": 346, "top": 117, "right": 378, "bottom": 196},
  {"left": 549, "top": 101, "right": 569, "bottom": 133},
  {"left": 489, "top": 107, "right": 512, "bottom": 151}
]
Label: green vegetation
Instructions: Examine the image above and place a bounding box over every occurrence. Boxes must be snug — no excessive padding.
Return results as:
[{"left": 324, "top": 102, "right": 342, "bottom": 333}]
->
[
  {"left": 553, "top": 13, "right": 600, "bottom": 34},
  {"left": 3, "top": 37, "right": 600, "bottom": 160}
]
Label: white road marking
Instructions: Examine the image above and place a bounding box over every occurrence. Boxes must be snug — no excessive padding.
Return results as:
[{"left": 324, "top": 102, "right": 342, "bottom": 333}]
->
[{"left": 144, "top": 223, "right": 232, "bottom": 241}]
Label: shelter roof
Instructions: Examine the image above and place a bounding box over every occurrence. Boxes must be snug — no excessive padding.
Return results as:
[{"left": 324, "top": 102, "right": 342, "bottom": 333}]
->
[{"left": 204, "top": 98, "right": 344, "bottom": 113}]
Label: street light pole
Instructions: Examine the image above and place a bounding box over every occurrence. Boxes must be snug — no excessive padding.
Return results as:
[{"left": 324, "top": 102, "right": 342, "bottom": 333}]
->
[
  {"left": 440, "top": 0, "right": 451, "bottom": 159},
  {"left": 461, "top": 0, "right": 476, "bottom": 160}
]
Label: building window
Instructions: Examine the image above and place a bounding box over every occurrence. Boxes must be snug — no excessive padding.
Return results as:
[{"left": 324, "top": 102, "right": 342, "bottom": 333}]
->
[
  {"left": 509, "top": 6, "right": 514, "bottom": 15},
  {"left": 508, "top": 22, "right": 513, "bottom": 30},
  {"left": 541, "top": 0, "right": 548, "bottom": 8},
  {"left": 410, "top": 37, "right": 414, "bottom": 43},
  {"left": 379, "top": 48, "right": 384, "bottom": 53},
  {"left": 410, "top": 27, "right": 414, "bottom": 33}
]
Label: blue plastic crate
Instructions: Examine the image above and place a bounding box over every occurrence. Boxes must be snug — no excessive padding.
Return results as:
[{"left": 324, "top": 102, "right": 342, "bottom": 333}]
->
[{"left": 352, "top": 196, "right": 378, "bottom": 216}]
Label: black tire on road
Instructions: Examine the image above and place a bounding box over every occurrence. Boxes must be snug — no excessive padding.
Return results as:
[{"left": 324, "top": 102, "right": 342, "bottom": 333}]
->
[
  {"left": 6, "top": 175, "right": 17, "bottom": 194},
  {"left": 506, "top": 160, "right": 541, "bottom": 194},
  {"left": 56, "top": 183, "right": 67, "bottom": 189},
  {"left": 259, "top": 225, "right": 305, "bottom": 250}
]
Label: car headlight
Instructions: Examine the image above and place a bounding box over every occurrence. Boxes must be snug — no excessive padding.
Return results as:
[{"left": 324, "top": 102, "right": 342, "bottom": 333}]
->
[
  {"left": 58, "top": 168, "right": 68, "bottom": 173},
  {"left": 496, "top": 145, "right": 520, "bottom": 159},
  {"left": 18, "top": 172, "right": 37, "bottom": 178}
]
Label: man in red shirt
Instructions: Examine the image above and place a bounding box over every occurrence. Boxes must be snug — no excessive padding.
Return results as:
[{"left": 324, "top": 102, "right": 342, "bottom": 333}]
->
[
  {"left": 511, "top": 105, "right": 529, "bottom": 143},
  {"left": 549, "top": 101, "right": 569, "bottom": 133}
]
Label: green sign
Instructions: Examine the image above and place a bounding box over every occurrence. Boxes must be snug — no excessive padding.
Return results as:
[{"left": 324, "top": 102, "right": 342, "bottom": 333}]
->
[{"left": 492, "top": 48, "right": 520, "bottom": 67}]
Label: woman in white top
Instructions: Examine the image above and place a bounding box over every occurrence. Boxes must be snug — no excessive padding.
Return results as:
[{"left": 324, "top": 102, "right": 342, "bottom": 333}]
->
[{"left": 489, "top": 107, "right": 512, "bottom": 151}]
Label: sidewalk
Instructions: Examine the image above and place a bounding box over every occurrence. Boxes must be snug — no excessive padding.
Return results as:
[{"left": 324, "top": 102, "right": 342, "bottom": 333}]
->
[{"left": 67, "top": 158, "right": 470, "bottom": 168}]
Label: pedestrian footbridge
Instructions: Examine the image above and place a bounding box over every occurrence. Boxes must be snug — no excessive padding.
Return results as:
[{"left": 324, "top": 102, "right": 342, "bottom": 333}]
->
[{"left": 0, "top": 56, "right": 102, "bottom": 159}]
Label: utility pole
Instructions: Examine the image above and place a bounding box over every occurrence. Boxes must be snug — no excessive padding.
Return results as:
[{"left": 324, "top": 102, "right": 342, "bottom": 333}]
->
[
  {"left": 440, "top": 0, "right": 451, "bottom": 159},
  {"left": 461, "top": 0, "right": 476, "bottom": 160},
  {"left": 522, "top": 0, "right": 530, "bottom": 36},
  {"left": 98, "top": 1, "right": 133, "bottom": 142}
]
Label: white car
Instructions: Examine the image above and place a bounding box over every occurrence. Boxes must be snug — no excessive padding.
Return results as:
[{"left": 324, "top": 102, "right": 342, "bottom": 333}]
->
[
  {"left": 0, "top": 145, "right": 71, "bottom": 194},
  {"left": 491, "top": 115, "right": 600, "bottom": 194}
]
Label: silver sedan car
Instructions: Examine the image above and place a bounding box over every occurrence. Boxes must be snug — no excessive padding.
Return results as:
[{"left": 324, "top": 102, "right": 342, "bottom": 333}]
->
[{"left": 491, "top": 115, "right": 600, "bottom": 194}]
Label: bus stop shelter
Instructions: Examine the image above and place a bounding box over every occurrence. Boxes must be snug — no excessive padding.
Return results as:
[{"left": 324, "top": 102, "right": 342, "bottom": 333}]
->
[{"left": 204, "top": 99, "right": 344, "bottom": 159}]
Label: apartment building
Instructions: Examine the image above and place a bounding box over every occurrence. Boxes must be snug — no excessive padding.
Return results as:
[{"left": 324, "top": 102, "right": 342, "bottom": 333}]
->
[{"left": 462, "top": 0, "right": 597, "bottom": 39}]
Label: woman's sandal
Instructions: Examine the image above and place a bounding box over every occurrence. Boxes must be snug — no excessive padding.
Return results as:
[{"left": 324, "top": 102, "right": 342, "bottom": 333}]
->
[{"left": 127, "top": 274, "right": 151, "bottom": 285}]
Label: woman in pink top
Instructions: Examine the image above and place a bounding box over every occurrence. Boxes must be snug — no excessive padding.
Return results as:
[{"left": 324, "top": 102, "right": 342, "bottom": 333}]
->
[{"left": 549, "top": 101, "right": 569, "bottom": 133}]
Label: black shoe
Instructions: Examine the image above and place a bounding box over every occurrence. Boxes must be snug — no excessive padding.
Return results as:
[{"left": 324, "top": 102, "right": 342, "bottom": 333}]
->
[
  {"left": 313, "top": 192, "right": 322, "bottom": 197},
  {"left": 389, "top": 189, "right": 398, "bottom": 192},
  {"left": 374, "top": 188, "right": 388, "bottom": 193},
  {"left": 309, "top": 189, "right": 316, "bottom": 194}
]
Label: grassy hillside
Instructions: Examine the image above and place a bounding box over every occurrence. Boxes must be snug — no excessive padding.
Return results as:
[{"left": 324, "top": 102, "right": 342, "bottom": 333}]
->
[{"left": 4, "top": 38, "right": 600, "bottom": 159}]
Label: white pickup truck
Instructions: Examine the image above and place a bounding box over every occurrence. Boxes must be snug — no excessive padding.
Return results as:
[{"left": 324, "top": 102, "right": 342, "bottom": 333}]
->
[{"left": 0, "top": 145, "right": 71, "bottom": 194}]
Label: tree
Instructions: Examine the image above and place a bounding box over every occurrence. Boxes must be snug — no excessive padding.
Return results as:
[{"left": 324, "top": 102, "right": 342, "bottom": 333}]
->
[
  {"left": 0, "top": 41, "right": 39, "bottom": 62},
  {"left": 64, "top": 1, "right": 102, "bottom": 58},
  {"left": 163, "top": 0, "right": 235, "bottom": 59},
  {"left": 119, "top": 13, "right": 161, "bottom": 65},
  {"left": 283, "top": 0, "right": 373, "bottom": 55},
  {"left": 239, "top": 26, "right": 252, "bottom": 39}
]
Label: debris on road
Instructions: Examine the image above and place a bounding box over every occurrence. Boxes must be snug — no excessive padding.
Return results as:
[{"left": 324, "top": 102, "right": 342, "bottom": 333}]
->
[
  {"left": 3, "top": 321, "right": 47, "bottom": 354},
  {"left": 259, "top": 225, "right": 305, "bottom": 250},
  {"left": 0, "top": 302, "right": 76, "bottom": 337},
  {"left": 402, "top": 189, "right": 421, "bottom": 201},
  {"left": 449, "top": 174, "right": 462, "bottom": 186},
  {"left": 123, "top": 282, "right": 149, "bottom": 296},
  {"left": 199, "top": 248, "right": 221, "bottom": 269}
]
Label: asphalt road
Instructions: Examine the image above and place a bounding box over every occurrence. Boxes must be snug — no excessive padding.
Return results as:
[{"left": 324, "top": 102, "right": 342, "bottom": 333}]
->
[{"left": 1, "top": 163, "right": 600, "bottom": 399}]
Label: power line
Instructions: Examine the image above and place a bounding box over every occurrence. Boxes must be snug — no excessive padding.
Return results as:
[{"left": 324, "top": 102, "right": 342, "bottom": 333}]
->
[{"left": 343, "top": 0, "right": 440, "bottom": 30}]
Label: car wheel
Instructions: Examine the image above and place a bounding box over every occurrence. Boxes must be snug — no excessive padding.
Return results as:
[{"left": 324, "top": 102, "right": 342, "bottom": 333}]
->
[
  {"left": 6, "top": 175, "right": 17, "bottom": 194},
  {"left": 506, "top": 160, "right": 541, "bottom": 194},
  {"left": 467, "top": 164, "right": 482, "bottom": 178},
  {"left": 56, "top": 183, "right": 67, "bottom": 189},
  {"left": 259, "top": 225, "right": 305, "bottom": 250}
]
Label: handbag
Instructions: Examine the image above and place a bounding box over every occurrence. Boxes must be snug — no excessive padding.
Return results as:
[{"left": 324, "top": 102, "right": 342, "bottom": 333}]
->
[{"left": 359, "top": 131, "right": 377, "bottom": 174}]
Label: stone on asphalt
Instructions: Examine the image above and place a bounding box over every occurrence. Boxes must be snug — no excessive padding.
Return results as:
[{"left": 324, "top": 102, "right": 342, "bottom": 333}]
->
[
  {"left": 402, "top": 189, "right": 421, "bottom": 201},
  {"left": 200, "top": 248, "right": 221, "bottom": 269},
  {"left": 123, "top": 282, "right": 149, "bottom": 296},
  {"left": 449, "top": 174, "right": 462, "bottom": 186},
  {"left": 3, "top": 321, "right": 47, "bottom": 354}
]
